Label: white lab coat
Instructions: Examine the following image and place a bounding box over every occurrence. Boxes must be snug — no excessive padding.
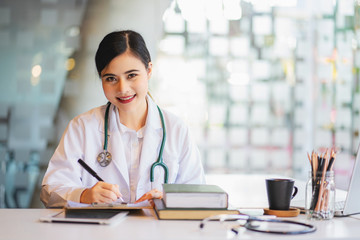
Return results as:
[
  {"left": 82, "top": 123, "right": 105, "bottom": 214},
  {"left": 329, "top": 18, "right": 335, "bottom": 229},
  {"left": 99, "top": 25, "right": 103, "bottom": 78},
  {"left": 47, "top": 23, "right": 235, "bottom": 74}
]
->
[{"left": 41, "top": 96, "right": 205, "bottom": 207}]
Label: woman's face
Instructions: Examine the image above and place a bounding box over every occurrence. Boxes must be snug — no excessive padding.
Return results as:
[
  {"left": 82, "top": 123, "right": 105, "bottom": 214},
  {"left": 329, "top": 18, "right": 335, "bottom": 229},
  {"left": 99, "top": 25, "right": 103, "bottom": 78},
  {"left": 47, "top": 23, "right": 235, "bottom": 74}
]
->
[{"left": 101, "top": 51, "right": 152, "bottom": 114}]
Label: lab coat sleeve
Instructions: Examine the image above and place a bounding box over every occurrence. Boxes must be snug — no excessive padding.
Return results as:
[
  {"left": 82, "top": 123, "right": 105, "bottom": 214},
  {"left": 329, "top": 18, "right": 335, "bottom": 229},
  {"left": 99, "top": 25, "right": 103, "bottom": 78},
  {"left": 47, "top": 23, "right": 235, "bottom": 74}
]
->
[
  {"left": 40, "top": 117, "right": 88, "bottom": 208},
  {"left": 175, "top": 124, "right": 206, "bottom": 184}
]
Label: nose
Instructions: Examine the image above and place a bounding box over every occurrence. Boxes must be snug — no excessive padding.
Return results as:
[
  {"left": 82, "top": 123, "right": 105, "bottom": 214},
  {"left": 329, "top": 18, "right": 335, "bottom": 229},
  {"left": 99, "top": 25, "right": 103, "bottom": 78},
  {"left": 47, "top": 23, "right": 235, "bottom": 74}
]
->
[{"left": 116, "top": 78, "right": 129, "bottom": 93}]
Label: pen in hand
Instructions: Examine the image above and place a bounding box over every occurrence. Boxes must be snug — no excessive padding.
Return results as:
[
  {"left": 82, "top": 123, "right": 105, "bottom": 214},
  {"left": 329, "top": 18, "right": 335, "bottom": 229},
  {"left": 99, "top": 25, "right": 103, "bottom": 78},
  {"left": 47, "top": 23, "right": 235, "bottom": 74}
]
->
[
  {"left": 77, "top": 159, "right": 124, "bottom": 202},
  {"left": 78, "top": 159, "right": 104, "bottom": 181}
]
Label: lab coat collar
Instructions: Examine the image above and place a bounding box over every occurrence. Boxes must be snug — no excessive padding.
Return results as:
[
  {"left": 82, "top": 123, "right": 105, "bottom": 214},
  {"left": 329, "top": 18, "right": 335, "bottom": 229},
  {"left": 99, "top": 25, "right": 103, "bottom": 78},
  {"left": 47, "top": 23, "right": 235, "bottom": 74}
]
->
[
  {"left": 97, "top": 104, "right": 118, "bottom": 134},
  {"left": 145, "top": 95, "right": 162, "bottom": 131}
]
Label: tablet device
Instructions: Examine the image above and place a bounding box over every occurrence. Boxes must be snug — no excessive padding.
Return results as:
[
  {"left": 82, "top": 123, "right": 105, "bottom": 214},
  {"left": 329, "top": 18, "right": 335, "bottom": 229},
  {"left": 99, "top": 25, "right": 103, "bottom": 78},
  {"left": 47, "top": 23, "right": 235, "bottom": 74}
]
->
[{"left": 39, "top": 210, "right": 128, "bottom": 225}]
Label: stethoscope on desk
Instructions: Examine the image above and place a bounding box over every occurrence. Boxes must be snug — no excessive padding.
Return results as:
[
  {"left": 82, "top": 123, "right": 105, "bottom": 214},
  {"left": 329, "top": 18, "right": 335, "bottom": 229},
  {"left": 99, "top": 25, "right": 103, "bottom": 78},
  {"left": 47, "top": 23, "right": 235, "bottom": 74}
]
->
[
  {"left": 200, "top": 214, "right": 316, "bottom": 235},
  {"left": 97, "top": 102, "right": 169, "bottom": 184}
]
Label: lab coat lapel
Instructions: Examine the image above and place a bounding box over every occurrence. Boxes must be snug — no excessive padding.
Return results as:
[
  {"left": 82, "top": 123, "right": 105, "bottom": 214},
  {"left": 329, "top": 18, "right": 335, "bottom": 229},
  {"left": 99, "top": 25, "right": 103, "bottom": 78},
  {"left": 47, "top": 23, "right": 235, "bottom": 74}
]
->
[
  {"left": 98, "top": 104, "right": 130, "bottom": 188},
  {"left": 138, "top": 98, "right": 163, "bottom": 188},
  {"left": 97, "top": 104, "right": 118, "bottom": 134}
]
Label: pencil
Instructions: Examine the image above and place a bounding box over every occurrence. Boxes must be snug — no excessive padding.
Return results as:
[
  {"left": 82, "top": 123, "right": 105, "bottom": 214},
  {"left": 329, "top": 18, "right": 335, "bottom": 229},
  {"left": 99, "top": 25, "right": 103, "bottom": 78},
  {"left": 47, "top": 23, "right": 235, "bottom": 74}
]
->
[
  {"left": 308, "top": 149, "right": 336, "bottom": 216},
  {"left": 315, "top": 151, "right": 328, "bottom": 212}
]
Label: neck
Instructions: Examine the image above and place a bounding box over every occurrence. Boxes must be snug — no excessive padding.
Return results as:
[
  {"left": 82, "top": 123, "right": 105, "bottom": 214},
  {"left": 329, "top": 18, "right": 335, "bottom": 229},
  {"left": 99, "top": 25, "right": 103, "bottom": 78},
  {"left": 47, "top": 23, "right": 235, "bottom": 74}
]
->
[{"left": 118, "top": 100, "right": 148, "bottom": 131}]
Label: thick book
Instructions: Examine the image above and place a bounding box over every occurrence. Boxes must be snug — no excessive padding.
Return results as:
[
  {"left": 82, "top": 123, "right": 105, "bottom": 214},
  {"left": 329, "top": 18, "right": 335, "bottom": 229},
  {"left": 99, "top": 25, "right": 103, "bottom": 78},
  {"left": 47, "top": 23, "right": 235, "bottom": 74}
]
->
[
  {"left": 153, "top": 199, "right": 239, "bottom": 220},
  {"left": 162, "top": 184, "right": 228, "bottom": 209}
]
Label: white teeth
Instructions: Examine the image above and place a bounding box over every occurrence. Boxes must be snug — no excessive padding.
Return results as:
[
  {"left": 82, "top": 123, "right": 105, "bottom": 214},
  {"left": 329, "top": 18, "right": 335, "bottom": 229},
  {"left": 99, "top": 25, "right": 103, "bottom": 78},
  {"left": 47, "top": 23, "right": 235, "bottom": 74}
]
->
[{"left": 119, "top": 95, "right": 134, "bottom": 101}]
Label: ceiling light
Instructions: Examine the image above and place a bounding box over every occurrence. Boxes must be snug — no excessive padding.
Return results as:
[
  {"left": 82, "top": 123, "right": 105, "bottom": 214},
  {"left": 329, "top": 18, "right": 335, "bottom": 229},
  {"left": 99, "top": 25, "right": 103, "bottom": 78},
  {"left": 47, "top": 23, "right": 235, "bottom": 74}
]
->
[
  {"left": 31, "top": 65, "right": 42, "bottom": 78},
  {"left": 65, "top": 58, "right": 76, "bottom": 71}
]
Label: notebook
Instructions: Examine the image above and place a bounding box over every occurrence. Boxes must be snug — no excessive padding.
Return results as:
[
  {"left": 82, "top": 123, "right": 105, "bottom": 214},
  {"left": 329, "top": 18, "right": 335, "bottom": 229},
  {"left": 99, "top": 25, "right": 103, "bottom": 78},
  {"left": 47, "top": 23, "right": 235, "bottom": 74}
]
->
[{"left": 335, "top": 142, "right": 360, "bottom": 216}]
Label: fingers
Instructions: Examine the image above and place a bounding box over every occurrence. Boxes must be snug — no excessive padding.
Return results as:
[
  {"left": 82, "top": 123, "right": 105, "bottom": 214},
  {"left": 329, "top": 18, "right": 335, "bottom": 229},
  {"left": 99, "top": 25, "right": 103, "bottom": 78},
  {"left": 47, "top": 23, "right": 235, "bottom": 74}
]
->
[
  {"left": 80, "top": 185, "right": 164, "bottom": 205},
  {"left": 134, "top": 189, "right": 163, "bottom": 203},
  {"left": 148, "top": 199, "right": 155, "bottom": 207},
  {"left": 80, "top": 182, "right": 122, "bottom": 204},
  {"left": 151, "top": 189, "right": 163, "bottom": 199},
  {"left": 134, "top": 192, "right": 150, "bottom": 203},
  {"left": 101, "top": 183, "right": 122, "bottom": 199}
]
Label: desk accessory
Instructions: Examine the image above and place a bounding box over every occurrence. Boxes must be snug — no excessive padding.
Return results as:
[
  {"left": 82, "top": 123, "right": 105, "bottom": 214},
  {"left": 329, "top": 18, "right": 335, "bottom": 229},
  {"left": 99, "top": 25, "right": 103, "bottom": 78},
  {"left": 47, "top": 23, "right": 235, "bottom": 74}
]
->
[
  {"left": 306, "top": 149, "right": 336, "bottom": 220},
  {"left": 263, "top": 207, "right": 300, "bottom": 217},
  {"left": 162, "top": 184, "right": 228, "bottom": 208},
  {"left": 265, "top": 178, "right": 298, "bottom": 210}
]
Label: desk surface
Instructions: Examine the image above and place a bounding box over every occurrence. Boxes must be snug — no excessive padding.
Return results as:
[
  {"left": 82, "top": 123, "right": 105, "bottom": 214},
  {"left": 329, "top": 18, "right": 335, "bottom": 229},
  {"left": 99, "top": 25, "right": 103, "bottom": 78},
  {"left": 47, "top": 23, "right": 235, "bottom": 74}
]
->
[{"left": 1, "top": 174, "right": 359, "bottom": 240}]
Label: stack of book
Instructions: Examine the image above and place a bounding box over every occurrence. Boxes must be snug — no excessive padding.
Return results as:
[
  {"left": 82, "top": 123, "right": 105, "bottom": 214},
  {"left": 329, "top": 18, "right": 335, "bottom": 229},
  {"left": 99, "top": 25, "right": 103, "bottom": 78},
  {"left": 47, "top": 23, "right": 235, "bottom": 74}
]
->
[{"left": 154, "top": 184, "right": 240, "bottom": 220}]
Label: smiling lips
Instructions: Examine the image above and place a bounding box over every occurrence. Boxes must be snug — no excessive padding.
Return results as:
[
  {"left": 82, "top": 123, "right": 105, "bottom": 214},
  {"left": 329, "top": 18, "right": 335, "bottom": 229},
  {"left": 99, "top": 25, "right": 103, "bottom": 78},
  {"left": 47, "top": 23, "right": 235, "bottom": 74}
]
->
[{"left": 116, "top": 94, "right": 136, "bottom": 104}]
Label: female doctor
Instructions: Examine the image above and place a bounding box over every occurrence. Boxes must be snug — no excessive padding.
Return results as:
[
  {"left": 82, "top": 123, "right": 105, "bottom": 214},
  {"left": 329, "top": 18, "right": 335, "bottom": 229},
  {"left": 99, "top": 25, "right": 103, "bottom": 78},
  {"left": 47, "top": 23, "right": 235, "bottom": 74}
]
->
[{"left": 40, "top": 30, "right": 205, "bottom": 207}]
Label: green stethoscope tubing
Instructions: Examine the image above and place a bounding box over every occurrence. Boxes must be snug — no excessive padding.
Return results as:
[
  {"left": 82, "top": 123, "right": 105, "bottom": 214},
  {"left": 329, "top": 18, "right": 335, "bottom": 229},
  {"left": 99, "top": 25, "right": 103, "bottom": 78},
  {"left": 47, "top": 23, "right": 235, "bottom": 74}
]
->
[
  {"left": 103, "top": 102, "right": 168, "bottom": 184},
  {"left": 150, "top": 105, "right": 168, "bottom": 183},
  {"left": 103, "top": 102, "right": 111, "bottom": 151}
]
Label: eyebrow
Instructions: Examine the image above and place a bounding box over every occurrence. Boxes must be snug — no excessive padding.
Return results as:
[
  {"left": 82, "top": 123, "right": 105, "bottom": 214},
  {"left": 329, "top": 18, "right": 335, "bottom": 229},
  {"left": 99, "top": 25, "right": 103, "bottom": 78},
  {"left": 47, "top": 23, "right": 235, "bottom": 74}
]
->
[
  {"left": 101, "top": 73, "right": 116, "bottom": 78},
  {"left": 124, "top": 69, "right": 139, "bottom": 74},
  {"left": 101, "top": 69, "right": 140, "bottom": 78}
]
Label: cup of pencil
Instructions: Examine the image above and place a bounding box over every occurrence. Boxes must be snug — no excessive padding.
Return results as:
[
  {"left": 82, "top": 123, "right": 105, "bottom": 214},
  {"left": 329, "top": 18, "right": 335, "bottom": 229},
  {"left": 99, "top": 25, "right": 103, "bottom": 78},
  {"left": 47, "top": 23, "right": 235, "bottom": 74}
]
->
[{"left": 305, "top": 149, "right": 336, "bottom": 220}]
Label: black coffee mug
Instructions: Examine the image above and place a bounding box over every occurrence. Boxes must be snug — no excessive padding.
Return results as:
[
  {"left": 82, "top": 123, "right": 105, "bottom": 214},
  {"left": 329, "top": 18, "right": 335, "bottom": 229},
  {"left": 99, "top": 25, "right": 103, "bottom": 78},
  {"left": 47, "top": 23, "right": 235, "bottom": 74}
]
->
[{"left": 266, "top": 178, "right": 298, "bottom": 210}]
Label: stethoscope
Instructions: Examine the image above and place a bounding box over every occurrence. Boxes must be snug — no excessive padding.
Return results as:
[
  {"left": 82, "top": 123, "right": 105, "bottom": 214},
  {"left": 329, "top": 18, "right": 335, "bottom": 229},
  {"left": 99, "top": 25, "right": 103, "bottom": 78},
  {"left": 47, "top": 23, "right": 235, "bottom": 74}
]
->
[
  {"left": 97, "top": 102, "right": 169, "bottom": 184},
  {"left": 200, "top": 214, "right": 316, "bottom": 235}
]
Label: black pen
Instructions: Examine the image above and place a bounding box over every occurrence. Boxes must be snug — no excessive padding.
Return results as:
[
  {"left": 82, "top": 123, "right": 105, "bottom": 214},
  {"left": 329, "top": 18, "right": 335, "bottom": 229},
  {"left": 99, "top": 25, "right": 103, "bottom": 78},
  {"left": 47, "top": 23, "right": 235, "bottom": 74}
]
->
[
  {"left": 78, "top": 159, "right": 125, "bottom": 202},
  {"left": 78, "top": 159, "right": 104, "bottom": 181}
]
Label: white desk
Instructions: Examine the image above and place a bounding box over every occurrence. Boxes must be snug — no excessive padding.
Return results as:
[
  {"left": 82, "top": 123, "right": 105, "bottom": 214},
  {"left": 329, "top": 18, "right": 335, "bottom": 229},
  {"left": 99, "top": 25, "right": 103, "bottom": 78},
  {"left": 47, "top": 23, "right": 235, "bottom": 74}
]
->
[{"left": 1, "top": 174, "right": 359, "bottom": 240}]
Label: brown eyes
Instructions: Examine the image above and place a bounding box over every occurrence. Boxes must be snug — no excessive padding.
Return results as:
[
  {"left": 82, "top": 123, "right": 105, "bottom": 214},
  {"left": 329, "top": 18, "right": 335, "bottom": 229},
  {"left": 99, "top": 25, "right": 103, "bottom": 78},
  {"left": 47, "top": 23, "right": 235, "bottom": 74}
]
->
[
  {"left": 104, "top": 76, "right": 117, "bottom": 82},
  {"left": 128, "top": 73, "right": 137, "bottom": 79},
  {"left": 103, "top": 73, "right": 138, "bottom": 82}
]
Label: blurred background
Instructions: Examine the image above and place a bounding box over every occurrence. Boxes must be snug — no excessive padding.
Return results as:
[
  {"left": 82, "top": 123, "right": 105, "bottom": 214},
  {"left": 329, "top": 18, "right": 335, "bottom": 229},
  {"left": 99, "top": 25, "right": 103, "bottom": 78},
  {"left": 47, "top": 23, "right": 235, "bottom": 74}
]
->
[{"left": 0, "top": 0, "right": 359, "bottom": 208}]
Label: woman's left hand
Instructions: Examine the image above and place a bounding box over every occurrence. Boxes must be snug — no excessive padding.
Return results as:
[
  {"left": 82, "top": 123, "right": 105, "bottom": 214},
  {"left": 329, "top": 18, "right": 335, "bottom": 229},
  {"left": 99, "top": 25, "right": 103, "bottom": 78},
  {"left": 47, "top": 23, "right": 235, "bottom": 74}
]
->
[{"left": 135, "top": 189, "right": 163, "bottom": 205}]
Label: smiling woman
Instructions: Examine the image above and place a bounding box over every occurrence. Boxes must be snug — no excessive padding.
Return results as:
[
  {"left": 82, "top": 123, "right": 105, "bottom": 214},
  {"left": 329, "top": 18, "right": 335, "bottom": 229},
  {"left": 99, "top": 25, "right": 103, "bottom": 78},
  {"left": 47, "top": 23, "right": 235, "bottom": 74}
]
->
[
  {"left": 40, "top": 30, "right": 205, "bottom": 208},
  {"left": 96, "top": 31, "right": 153, "bottom": 130},
  {"left": 100, "top": 52, "right": 151, "bottom": 129}
]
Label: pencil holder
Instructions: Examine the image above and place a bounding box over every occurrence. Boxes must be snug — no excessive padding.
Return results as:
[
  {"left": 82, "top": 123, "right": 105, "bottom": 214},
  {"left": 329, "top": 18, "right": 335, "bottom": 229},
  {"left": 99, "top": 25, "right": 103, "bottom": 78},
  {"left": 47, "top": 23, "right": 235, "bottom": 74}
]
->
[{"left": 305, "top": 171, "right": 335, "bottom": 220}]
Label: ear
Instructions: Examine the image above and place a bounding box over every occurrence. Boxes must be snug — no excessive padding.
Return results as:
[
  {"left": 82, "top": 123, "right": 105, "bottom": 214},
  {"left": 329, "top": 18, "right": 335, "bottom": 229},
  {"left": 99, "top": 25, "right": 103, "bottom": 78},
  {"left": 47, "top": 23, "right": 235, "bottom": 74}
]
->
[{"left": 147, "top": 62, "right": 153, "bottom": 79}]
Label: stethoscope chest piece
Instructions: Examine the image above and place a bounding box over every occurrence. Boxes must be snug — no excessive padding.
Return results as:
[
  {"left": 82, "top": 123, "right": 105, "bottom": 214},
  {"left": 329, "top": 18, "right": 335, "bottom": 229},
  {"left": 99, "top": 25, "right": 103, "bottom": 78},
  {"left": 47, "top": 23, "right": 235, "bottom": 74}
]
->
[
  {"left": 97, "top": 150, "right": 112, "bottom": 167},
  {"left": 98, "top": 102, "right": 168, "bottom": 183}
]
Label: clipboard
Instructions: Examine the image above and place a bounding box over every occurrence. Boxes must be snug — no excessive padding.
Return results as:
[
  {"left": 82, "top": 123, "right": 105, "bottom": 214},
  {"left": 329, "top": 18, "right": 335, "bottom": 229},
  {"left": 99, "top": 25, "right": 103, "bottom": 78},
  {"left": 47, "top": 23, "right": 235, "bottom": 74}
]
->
[{"left": 64, "top": 200, "right": 153, "bottom": 210}]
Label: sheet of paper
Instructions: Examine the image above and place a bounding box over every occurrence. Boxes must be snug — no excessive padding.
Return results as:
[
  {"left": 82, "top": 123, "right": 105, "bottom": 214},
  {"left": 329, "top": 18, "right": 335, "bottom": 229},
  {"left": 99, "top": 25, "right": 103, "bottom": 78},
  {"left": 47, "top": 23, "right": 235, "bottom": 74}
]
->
[{"left": 66, "top": 200, "right": 151, "bottom": 208}]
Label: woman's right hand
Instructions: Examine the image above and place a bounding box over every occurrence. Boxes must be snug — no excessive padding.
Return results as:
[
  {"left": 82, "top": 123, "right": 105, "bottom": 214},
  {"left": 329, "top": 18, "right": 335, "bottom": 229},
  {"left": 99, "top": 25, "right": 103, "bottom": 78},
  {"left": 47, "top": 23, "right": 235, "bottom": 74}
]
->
[{"left": 80, "top": 182, "right": 122, "bottom": 204}]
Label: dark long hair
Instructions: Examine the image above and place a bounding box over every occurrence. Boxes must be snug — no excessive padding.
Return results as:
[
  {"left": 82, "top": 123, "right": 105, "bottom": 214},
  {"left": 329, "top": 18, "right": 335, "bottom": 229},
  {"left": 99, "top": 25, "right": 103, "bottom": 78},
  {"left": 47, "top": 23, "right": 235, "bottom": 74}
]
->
[{"left": 95, "top": 30, "right": 151, "bottom": 76}]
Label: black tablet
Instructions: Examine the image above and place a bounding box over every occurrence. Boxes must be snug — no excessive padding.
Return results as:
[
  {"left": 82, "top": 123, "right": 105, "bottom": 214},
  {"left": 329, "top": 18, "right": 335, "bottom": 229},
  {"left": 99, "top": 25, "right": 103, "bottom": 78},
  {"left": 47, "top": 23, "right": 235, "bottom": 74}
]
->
[{"left": 39, "top": 210, "right": 128, "bottom": 225}]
